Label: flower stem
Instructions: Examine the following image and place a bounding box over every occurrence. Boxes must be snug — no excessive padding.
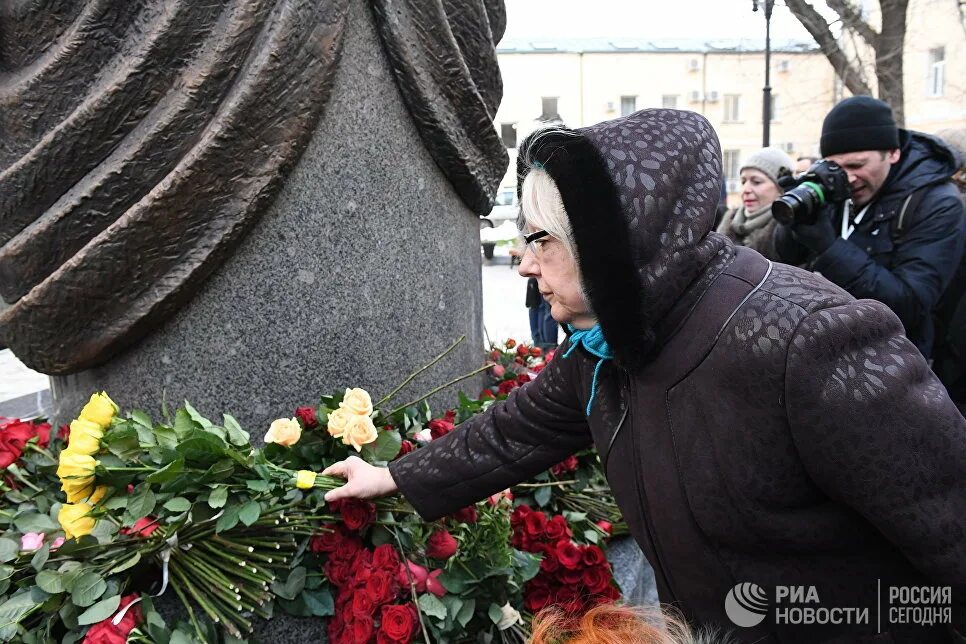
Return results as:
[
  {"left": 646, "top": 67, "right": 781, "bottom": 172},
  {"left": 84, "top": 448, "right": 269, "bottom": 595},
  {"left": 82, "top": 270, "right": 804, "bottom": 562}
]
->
[
  {"left": 375, "top": 335, "right": 466, "bottom": 408},
  {"left": 389, "top": 363, "right": 492, "bottom": 417}
]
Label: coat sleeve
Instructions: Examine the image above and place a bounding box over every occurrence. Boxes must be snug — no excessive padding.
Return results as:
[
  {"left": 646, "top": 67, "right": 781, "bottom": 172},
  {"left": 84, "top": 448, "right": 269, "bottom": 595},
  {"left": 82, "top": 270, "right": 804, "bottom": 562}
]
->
[
  {"left": 388, "top": 343, "right": 592, "bottom": 520},
  {"left": 785, "top": 299, "right": 966, "bottom": 631},
  {"left": 772, "top": 220, "right": 811, "bottom": 266},
  {"left": 810, "top": 188, "right": 965, "bottom": 334}
]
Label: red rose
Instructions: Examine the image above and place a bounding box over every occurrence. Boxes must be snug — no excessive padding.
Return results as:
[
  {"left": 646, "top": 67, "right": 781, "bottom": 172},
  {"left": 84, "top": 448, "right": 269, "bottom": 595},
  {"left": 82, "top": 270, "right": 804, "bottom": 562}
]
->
[
  {"left": 425, "top": 569, "right": 446, "bottom": 597},
  {"left": 539, "top": 554, "right": 560, "bottom": 574},
  {"left": 497, "top": 379, "right": 517, "bottom": 395},
  {"left": 490, "top": 364, "right": 506, "bottom": 378},
  {"left": 372, "top": 544, "right": 401, "bottom": 572},
  {"left": 560, "top": 567, "right": 583, "bottom": 585},
  {"left": 479, "top": 389, "right": 495, "bottom": 400},
  {"left": 56, "top": 423, "right": 71, "bottom": 443},
  {"left": 332, "top": 498, "right": 376, "bottom": 531},
  {"left": 582, "top": 545, "right": 606, "bottom": 568},
  {"left": 427, "top": 419, "right": 454, "bottom": 440},
  {"left": 531, "top": 363, "right": 546, "bottom": 374},
  {"left": 516, "top": 373, "right": 531, "bottom": 385},
  {"left": 325, "top": 558, "right": 353, "bottom": 587},
  {"left": 514, "top": 356, "right": 525, "bottom": 365},
  {"left": 366, "top": 570, "right": 399, "bottom": 606},
  {"left": 294, "top": 406, "right": 318, "bottom": 429},
  {"left": 550, "top": 455, "right": 578, "bottom": 476},
  {"left": 0, "top": 420, "right": 35, "bottom": 468},
  {"left": 506, "top": 339, "right": 517, "bottom": 349},
  {"left": 352, "top": 615, "right": 374, "bottom": 642},
  {"left": 516, "top": 344, "right": 529, "bottom": 357},
  {"left": 595, "top": 520, "right": 612, "bottom": 536},
  {"left": 443, "top": 409, "right": 456, "bottom": 423},
  {"left": 524, "top": 585, "right": 551, "bottom": 612},
  {"left": 352, "top": 591, "right": 374, "bottom": 617},
  {"left": 450, "top": 505, "right": 477, "bottom": 524},
  {"left": 395, "top": 439, "right": 415, "bottom": 458},
  {"left": 34, "top": 422, "right": 51, "bottom": 448},
  {"left": 530, "top": 347, "right": 543, "bottom": 357},
  {"left": 397, "top": 560, "right": 428, "bottom": 593},
  {"left": 490, "top": 349, "right": 501, "bottom": 361},
  {"left": 309, "top": 524, "right": 347, "bottom": 553},
  {"left": 425, "top": 528, "right": 458, "bottom": 560},
  {"left": 555, "top": 540, "right": 583, "bottom": 569},
  {"left": 82, "top": 594, "right": 141, "bottom": 644},
  {"left": 523, "top": 511, "right": 548, "bottom": 538},
  {"left": 379, "top": 603, "right": 417, "bottom": 642},
  {"left": 510, "top": 505, "right": 532, "bottom": 527},
  {"left": 120, "top": 517, "right": 160, "bottom": 538},
  {"left": 545, "top": 349, "right": 555, "bottom": 361},
  {"left": 582, "top": 567, "right": 612, "bottom": 594}
]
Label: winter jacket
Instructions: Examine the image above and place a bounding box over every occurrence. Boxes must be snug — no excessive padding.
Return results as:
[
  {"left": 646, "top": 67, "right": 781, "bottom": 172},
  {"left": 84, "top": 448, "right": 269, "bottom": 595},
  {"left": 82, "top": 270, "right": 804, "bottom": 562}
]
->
[
  {"left": 716, "top": 204, "right": 780, "bottom": 259},
  {"left": 774, "top": 130, "right": 966, "bottom": 359},
  {"left": 389, "top": 110, "right": 966, "bottom": 642}
]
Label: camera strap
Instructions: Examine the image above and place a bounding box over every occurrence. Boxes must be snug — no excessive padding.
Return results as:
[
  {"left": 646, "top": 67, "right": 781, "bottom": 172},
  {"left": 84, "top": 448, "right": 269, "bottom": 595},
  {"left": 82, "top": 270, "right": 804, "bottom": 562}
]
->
[{"left": 841, "top": 201, "right": 869, "bottom": 240}]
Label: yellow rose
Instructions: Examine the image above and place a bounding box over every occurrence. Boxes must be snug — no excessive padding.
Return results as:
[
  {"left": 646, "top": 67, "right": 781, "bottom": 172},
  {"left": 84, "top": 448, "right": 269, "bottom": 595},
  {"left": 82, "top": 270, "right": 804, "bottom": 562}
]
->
[
  {"left": 295, "top": 470, "right": 317, "bottom": 489},
  {"left": 88, "top": 485, "right": 110, "bottom": 505},
  {"left": 264, "top": 417, "right": 302, "bottom": 446},
  {"left": 326, "top": 407, "right": 351, "bottom": 439},
  {"left": 67, "top": 419, "right": 104, "bottom": 455},
  {"left": 78, "top": 392, "right": 118, "bottom": 428},
  {"left": 58, "top": 503, "right": 96, "bottom": 539},
  {"left": 61, "top": 478, "right": 94, "bottom": 503},
  {"left": 57, "top": 450, "right": 96, "bottom": 485},
  {"left": 342, "top": 414, "right": 379, "bottom": 452},
  {"left": 340, "top": 388, "right": 373, "bottom": 416}
]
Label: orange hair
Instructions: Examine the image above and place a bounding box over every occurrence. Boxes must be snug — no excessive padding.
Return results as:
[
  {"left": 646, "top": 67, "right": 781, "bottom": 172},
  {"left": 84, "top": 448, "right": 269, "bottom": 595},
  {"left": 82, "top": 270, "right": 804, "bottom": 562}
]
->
[{"left": 529, "top": 602, "right": 730, "bottom": 644}]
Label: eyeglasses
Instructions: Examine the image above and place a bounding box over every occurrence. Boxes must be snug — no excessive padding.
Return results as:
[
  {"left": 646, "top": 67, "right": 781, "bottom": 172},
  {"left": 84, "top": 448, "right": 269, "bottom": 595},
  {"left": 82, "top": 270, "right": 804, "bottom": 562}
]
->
[{"left": 521, "top": 229, "right": 552, "bottom": 258}]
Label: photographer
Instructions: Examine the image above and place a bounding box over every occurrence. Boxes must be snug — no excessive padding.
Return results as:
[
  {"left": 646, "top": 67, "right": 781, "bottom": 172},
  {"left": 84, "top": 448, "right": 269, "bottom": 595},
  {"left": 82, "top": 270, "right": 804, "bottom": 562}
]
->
[{"left": 774, "top": 96, "right": 965, "bottom": 360}]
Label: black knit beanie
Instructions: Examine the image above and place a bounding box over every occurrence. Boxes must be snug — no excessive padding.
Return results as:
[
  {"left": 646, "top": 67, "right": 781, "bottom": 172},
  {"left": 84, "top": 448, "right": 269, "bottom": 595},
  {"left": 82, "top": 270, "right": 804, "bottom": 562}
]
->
[{"left": 820, "top": 96, "right": 899, "bottom": 156}]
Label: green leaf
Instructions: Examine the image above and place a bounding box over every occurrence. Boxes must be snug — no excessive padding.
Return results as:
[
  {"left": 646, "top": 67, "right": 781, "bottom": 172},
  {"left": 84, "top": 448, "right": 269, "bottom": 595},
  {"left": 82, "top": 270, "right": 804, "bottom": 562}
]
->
[
  {"left": 200, "top": 458, "right": 235, "bottom": 483},
  {"left": 105, "top": 426, "right": 141, "bottom": 460},
  {"left": 438, "top": 568, "right": 470, "bottom": 594},
  {"left": 418, "top": 593, "right": 447, "bottom": 621},
  {"left": 126, "top": 486, "right": 157, "bottom": 521},
  {"left": 174, "top": 409, "right": 200, "bottom": 437},
  {"left": 223, "top": 415, "right": 250, "bottom": 446},
  {"left": 456, "top": 598, "right": 476, "bottom": 628},
  {"left": 163, "top": 497, "right": 191, "bottom": 512},
  {"left": 131, "top": 410, "right": 154, "bottom": 428},
  {"left": 273, "top": 567, "right": 307, "bottom": 600},
  {"left": 440, "top": 594, "right": 463, "bottom": 620},
  {"left": 176, "top": 431, "right": 227, "bottom": 466},
  {"left": 245, "top": 479, "right": 269, "bottom": 492},
  {"left": 69, "top": 571, "right": 107, "bottom": 607},
  {"left": 183, "top": 401, "right": 213, "bottom": 428},
  {"left": 146, "top": 458, "right": 184, "bottom": 484},
  {"left": 36, "top": 570, "right": 66, "bottom": 594},
  {"left": 207, "top": 487, "right": 228, "bottom": 509},
  {"left": 238, "top": 501, "right": 260, "bottom": 527},
  {"left": 534, "top": 485, "right": 552, "bottom": 507},
  {"left": 512, "top": 549, "right": 542, "bottom": 583},
  {"left": 154, "top": 426, "right": 179, "bottom": 451},
  {"left": 487, "top": 602, "right": 503, "bottom": 625},
  {"left": 215, "top": 506, "right": 240, "bottom": 533},
  {"left": 31, "top": 543, "right": 50, "bottom": 572},
  {"left": 302, "top": 587, "right": 334, "bottom": 617},
  {"left": 583, "top": 529, "right": 599, "bottom": 544},
  {"left": 14, "top": 513, "right": 59, "bottom": 533},
  {"left": 0, "top": 592, "right": 36, "bottom": 640},
  {"left": 77, "top": 594, "right": 120, "bottom": 626},
  {"left": 107, "top": 552, "right": 141, "bottom": 575},
  {"left": 103, "top": 496, "right": 128, "bottom": 511},
  {"left": 0, "top": 538, "right": 18, "bottom": 563},
  {"left": 366, "top": 429, "right": 402, "bottom": 462}
]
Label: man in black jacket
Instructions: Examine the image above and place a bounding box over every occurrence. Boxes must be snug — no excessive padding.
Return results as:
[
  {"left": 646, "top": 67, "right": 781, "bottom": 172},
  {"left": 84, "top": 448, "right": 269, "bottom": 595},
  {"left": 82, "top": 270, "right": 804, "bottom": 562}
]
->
[{"left": 774, "top": 96, "right": 965, "bottom": 360}]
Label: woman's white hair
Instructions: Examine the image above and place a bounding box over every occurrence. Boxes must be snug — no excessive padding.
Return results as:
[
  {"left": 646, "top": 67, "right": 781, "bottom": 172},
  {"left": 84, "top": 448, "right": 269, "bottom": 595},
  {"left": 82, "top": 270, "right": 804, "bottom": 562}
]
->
[{"left": 518, "top": 168, "right": 579, "bottom": 261}]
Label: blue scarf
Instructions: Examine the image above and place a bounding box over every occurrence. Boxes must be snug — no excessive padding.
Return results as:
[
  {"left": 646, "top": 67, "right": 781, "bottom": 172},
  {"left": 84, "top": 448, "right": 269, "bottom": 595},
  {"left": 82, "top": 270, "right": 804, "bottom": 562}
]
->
[{"left": 562, "top": 324, "right": 613, "bottom": 416}]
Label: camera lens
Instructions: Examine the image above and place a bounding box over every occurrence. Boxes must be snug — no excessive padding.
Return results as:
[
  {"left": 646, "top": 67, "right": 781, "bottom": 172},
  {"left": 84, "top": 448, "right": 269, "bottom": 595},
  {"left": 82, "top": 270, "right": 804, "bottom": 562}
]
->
[{"left": 773, "top": 183, "right": 823, "bottom": 226}]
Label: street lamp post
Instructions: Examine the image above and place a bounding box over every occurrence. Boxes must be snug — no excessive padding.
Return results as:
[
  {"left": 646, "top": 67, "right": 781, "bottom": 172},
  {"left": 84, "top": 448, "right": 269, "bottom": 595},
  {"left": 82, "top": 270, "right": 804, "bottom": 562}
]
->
[{"left": 753, "top": 0, "right": 775, "bottom": 147}]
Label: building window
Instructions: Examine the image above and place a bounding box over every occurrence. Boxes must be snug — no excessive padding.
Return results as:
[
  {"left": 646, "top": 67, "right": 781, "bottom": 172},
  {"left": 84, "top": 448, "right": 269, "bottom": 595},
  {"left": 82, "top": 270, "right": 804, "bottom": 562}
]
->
[
  {"left": 723, "top": 94, "right": 741, "bottom": 122},
  {"left": 620, "top": 96, "right": 637, "bottom": 116},
  {"left": 769, "top": 94, "right": 779, "bottom": 121},
  {"left": 928, "top": 47, "right": 945, "bottom": 96},
  {"left": 662, "top": 94, "right": 678, "bottom": 109},
  {"left": 539, "top": 97, "right": 560, "bottom": 122},
  {"left": 500, "top": 123, "right": 517, "bottom": 149},
  {"left": 723, "top": 149, "right": 741, "bottom": 182}
]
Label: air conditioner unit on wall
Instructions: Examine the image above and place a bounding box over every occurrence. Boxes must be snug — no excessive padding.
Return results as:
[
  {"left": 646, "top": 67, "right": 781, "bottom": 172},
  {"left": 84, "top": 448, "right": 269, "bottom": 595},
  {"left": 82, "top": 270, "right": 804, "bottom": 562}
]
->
[
  {"left": 689, "top": 90, "right": 702, "bottom": 102},
  {"left": 706, "top": 91, "right": 720, "bottom": 102},
  {"left": 688, "top": 58, "right": 701, "bottom": 72}
]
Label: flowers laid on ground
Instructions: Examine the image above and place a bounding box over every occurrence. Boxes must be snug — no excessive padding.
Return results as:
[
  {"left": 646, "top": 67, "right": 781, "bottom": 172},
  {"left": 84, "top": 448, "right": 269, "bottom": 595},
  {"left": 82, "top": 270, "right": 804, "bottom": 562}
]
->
[
  {"left": 0, "top": 337, "right": 625, "bottom": 643},
  {"left": 481, "top": 338, "right": 552, "bottom": 400}
]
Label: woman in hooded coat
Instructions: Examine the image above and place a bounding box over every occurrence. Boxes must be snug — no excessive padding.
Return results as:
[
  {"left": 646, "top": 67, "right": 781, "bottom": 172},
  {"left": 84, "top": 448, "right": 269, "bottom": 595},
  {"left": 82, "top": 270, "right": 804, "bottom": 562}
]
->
[{"left": 323, "top": 109, "right": 966, "bottom": 643}]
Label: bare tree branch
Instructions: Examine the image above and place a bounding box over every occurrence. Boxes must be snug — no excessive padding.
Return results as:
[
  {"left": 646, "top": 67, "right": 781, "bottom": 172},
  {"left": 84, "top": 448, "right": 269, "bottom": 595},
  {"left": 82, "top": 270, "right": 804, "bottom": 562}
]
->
[
  {"left": 784, "top": 0, "right": 874, "bottom": 95},
  {"left": 826, "top": 0, "right": 879, "bottom": 43}
]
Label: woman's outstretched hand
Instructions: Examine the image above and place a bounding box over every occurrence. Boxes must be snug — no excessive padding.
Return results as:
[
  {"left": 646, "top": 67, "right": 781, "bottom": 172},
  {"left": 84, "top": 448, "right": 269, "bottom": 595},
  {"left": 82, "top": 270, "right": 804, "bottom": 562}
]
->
[{"left": 321, "top": 456, "right": 399, "bottom": 502}]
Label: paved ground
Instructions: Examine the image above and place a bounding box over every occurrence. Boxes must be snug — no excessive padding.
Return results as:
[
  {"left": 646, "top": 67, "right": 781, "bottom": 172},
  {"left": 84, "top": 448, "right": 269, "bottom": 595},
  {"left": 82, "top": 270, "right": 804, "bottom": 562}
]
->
[{"left": 0, "top": 245, "right": 552, "bottom": 418}]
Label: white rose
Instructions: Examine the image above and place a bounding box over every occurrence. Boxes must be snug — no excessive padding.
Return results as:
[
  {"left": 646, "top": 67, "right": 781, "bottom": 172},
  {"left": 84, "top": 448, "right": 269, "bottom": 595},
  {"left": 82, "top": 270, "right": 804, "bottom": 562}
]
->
[
  {"left": 265, "top": 417, "right": 302, "bottom": 446},
  {"left": 340, "top": 388, "right": 373, "bottom": 416},
  {"left": 342, "top": 414, "right": 379, "bottom": 452}
]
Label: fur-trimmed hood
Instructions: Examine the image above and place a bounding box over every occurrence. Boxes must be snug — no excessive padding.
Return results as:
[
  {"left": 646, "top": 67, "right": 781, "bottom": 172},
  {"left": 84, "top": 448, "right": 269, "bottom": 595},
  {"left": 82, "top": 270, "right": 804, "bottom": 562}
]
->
[{"left": 517, "top": 109, "right": 731, "bottom": 368}]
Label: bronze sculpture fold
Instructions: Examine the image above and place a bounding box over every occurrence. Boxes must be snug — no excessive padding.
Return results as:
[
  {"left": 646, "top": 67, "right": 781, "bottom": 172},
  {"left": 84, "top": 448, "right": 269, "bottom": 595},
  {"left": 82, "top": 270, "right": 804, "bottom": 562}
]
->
[{"left": 0, "top": 0, "right": 508, "bottom": 374}]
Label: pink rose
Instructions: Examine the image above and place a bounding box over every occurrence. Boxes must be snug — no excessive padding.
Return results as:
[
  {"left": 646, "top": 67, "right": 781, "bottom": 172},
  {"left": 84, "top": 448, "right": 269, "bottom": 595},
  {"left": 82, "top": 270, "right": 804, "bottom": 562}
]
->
[
  {"left": 20, "top": 532, "right": 44, "bottom": 551},
  {"left": 425, "top": 569, "right": 446, "bottom": 597}
]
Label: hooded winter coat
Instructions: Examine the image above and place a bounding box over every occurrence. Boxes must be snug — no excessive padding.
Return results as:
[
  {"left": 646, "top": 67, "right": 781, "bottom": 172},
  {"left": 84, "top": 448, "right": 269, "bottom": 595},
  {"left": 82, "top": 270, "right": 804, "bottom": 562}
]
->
[
  {"left": 388, "top": 110, "right": 966, "bottom": 643},
  {"left": 774, "top": 130, "right": 966, "bottom": 359}
]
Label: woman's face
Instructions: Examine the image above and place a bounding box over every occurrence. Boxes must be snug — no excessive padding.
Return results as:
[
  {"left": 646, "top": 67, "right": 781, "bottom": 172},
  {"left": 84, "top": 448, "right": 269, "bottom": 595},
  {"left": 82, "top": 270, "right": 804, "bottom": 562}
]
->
[
  {"left": 517, "top": 231, "right": 596, "bottom": 329},
  {"left": 740, "top": 168, "right": 781, "bottom": 211}
]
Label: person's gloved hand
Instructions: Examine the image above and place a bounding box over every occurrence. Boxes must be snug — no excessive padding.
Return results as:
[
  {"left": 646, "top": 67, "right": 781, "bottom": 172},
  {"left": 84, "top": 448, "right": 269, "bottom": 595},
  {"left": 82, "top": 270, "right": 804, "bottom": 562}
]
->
[{"left": 789, "top": 204, "right": 837, "bottom": 254}]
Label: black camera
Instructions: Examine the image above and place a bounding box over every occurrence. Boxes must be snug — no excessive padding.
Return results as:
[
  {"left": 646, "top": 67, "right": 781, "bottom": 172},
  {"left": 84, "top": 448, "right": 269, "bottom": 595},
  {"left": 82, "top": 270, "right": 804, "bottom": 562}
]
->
[{"left": 772, "top": 159, "right": 852, "bottom": 226}]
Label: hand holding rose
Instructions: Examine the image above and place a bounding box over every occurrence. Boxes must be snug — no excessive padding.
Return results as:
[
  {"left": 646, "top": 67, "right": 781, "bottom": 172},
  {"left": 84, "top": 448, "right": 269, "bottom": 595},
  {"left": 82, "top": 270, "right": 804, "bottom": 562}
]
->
[{"left": 321, "top": 456, "right": 398, "bottom": 503}]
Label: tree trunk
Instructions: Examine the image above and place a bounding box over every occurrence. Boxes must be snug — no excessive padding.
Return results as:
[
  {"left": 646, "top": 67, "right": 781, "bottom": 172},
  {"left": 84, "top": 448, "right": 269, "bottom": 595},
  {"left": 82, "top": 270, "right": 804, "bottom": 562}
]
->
[{"left": 875, "top": 0, "right": 909, "bottom": 126}]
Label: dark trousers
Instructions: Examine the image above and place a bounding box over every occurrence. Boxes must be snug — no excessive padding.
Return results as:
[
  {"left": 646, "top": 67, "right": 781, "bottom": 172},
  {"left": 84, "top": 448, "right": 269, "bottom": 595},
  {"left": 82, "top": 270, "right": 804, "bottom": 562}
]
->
[{"left": 529, "top": 297, "right": 559, "bottom": 347}]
